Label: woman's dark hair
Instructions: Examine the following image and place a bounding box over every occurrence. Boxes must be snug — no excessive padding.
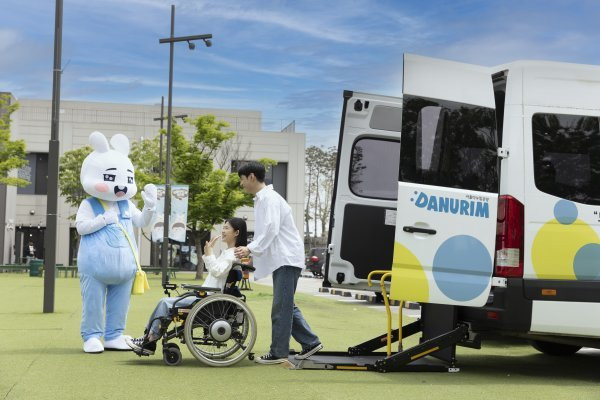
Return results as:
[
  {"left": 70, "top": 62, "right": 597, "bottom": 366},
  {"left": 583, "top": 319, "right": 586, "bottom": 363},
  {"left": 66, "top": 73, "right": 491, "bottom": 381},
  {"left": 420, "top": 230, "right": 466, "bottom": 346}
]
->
[
  {"left": 237, "top": 161, "right": 266, "bottom": 182},
  {"left": 225, "top": 217, "right": 247, "bottom": 247}
]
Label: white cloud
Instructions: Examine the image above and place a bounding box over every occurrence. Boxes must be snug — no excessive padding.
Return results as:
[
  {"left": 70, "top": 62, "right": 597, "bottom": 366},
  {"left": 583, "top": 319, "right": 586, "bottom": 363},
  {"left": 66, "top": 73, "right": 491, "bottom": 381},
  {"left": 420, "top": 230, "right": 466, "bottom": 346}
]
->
[
  {"left": 189, "top": 3, "right": 364, "bottom": 44},
  {"left": 205, "top": 54, "right": 317, "bottom": 79},
  {"left": 186, "top": 1, "right": 423, "bottom": 46},
  {"left": 77, "top": 75, "right": 246, "bottom": 92},
  {"left": 432, "top": 31, "right": 600, "bottom": 67},
  {"left": 68, "top": 0, "right": 167, "bottom": 9}
]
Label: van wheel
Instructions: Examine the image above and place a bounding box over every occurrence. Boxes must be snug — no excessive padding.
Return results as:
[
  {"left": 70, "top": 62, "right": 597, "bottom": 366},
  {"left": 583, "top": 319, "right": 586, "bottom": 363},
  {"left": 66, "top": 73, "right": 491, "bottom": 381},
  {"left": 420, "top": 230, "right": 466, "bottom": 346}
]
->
[{"left": 530, "top": 340, "right": 581, "bottom": 356}]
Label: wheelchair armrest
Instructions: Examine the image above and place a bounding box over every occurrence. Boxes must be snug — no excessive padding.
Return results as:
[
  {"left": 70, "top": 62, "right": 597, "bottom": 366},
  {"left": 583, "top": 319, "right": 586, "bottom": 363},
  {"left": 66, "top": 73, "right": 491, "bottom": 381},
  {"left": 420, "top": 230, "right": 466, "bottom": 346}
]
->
[{"left": 180, "top": 284, "right": 222, "bottom": 292}]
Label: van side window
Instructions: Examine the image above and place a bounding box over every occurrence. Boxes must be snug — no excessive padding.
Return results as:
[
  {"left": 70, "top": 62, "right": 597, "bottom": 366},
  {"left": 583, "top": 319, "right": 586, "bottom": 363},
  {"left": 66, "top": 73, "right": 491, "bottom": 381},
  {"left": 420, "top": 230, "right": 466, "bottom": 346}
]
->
[
  {"left": 349, "top": 137, "right": 400, "bottom": 200},
  {"left": 400, "top": 95, "right": 498, "bottom": 192},
  {"left": 369, "top": 105, "right": 402, "bottom": 132},
  {"left": 532, "top": 113, "right": 600, "bottom": 205}
]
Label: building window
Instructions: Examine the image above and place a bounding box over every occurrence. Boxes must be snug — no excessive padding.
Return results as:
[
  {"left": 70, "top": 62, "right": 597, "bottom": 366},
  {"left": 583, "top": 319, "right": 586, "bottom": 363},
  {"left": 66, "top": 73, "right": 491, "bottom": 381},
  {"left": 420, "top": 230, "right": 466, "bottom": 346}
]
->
[
  {"left": 232, "top": 160, "right": 288, "bottom": 199},
  {"left": 533, "top": 113, "right": 600, "bottom": 205},
  {"left": 17, "top": 153, "right": 48, "bottom": 195},
  {"left": 349, "top": 137, "right": 400, "bottom": 200}
]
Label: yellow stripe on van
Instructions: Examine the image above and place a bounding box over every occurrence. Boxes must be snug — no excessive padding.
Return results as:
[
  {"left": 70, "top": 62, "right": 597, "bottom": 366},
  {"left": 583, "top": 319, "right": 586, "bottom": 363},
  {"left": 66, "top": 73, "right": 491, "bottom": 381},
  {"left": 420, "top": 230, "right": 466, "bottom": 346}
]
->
[{"left": 390, "top": 242, "right": 429, "bottom": 302}]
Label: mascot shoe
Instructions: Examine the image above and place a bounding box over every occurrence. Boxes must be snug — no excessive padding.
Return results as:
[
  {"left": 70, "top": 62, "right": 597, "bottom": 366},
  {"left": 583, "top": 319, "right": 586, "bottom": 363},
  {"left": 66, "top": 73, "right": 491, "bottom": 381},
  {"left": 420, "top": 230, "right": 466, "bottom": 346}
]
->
[
  {"left": 83, "top": 337, "right": 104, "bottom": 354},
  {"left": 104, "top": 335, "right": 133, "bottom": 351}
]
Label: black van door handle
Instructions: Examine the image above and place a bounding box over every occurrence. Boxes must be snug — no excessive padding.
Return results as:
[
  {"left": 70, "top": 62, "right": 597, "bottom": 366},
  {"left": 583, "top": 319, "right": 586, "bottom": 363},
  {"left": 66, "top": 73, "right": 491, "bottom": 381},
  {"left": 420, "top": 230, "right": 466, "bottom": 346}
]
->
[{"left": 403, "top": 226, "right": 437, "bottom": 235}]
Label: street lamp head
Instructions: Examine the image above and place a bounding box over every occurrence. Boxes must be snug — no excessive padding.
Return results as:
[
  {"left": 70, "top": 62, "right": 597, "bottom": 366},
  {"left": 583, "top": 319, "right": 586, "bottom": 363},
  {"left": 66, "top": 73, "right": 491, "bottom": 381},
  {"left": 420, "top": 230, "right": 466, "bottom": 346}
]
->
[
  {"left": 187, "top": 40, "right": 196, "bottom": 50},
  {"left": 203, "top": 38, "right": 212, "bottom": 47}
]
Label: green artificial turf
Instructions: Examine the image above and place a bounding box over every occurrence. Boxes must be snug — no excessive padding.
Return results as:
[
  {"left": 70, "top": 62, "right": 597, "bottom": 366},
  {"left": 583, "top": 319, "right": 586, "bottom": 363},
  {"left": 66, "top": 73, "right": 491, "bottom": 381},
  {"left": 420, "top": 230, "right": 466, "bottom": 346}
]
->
[{"left": 0, "top": 272, "right": 598, "bottom": 400}]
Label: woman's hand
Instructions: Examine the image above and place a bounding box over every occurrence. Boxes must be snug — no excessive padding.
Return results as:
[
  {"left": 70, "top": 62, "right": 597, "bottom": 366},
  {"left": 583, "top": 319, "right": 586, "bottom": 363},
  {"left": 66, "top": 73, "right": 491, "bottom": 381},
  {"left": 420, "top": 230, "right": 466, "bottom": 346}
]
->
[{"left": 203, "top": 235, "right": 221, "bottom": 256}]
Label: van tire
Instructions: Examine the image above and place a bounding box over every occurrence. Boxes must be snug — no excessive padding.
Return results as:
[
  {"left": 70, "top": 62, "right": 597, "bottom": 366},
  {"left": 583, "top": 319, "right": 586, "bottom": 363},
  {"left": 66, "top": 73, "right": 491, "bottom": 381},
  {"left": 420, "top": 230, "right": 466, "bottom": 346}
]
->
[{"left": 530, "top": 340, "right": 581, "bottom": 356}]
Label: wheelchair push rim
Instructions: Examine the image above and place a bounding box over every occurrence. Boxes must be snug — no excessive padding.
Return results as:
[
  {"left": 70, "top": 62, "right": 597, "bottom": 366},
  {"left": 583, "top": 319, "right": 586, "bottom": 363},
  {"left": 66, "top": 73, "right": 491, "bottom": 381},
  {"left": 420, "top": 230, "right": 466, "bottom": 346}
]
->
[{"left": 183, "top": 293, "right": 257, "bottom": 367}]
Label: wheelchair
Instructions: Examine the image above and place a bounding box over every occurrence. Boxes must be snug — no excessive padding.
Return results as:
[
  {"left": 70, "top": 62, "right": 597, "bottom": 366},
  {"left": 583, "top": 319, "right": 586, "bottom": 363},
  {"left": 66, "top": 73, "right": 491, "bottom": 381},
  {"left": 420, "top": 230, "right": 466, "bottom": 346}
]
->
[{"left": 136, "top": 263, "right": 257, "bottom": 367}]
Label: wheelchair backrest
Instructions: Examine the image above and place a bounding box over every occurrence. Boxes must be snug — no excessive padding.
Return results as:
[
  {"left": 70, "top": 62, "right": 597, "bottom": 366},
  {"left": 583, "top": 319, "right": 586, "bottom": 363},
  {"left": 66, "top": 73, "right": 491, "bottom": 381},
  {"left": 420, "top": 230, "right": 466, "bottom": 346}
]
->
[{"left": 224, "top": 268, "right": 243, "bottom": 298}]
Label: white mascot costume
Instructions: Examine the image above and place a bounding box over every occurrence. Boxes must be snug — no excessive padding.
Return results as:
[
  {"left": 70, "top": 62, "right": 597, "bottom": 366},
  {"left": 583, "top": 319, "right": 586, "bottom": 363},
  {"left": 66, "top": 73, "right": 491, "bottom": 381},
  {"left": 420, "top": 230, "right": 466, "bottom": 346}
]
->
[{"left": 76, "top": 131, "right": 157, "bottom": 353}]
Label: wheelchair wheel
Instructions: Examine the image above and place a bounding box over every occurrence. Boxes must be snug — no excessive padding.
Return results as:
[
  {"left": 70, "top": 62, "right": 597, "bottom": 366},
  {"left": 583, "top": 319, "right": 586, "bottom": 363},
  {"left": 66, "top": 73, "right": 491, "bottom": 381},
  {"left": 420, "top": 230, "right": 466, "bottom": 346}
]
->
[
  {"left": 163, "top": 343, "right": 182, "bottom": 366},
  {"left": 183, "top": 293, "right": 257, "bottom": 367}
]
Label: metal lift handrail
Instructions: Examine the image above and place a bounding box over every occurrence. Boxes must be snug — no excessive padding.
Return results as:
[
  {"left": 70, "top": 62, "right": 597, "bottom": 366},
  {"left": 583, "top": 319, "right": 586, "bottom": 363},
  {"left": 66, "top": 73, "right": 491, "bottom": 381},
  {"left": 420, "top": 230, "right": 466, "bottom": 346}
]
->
[
  {"left": 289, "top": 270, "right": 466, "bottom": 372},
  {"left": 367, "top": 270, "right": 393, "bottom": 355}
]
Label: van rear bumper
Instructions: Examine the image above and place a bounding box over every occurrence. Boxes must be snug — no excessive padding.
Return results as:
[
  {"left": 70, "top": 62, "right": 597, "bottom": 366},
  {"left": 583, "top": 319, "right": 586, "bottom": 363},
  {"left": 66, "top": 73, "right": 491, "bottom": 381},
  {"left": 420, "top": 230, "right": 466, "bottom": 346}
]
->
[{"left": 457, "top": 278, "right": 532, "bottom": 333}]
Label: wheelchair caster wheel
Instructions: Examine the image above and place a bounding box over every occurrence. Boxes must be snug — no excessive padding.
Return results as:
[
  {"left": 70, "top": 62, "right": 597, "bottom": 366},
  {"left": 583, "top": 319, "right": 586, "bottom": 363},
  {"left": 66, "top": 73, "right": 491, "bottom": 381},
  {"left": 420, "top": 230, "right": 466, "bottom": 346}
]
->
[
  {"left": 163, "top": 344, "right": 182, "bottom": 366},
  {"left": 248, "top": 353, "right": 254, "bottom": 361}
]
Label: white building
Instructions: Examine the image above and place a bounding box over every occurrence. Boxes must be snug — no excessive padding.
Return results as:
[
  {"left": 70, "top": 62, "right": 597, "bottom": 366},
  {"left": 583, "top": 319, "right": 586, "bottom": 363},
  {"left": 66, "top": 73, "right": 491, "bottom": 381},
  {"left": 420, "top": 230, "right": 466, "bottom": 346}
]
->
[{"left": 0, "top": 94, "right": 305, "bottom": 266}]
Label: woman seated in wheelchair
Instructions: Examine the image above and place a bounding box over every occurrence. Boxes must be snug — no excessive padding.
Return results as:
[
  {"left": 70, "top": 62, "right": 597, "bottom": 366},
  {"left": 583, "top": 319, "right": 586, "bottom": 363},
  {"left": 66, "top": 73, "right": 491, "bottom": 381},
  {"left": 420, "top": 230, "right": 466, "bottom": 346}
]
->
[{"left": 126, "top": 217, "right": 248, "bottom": 356}]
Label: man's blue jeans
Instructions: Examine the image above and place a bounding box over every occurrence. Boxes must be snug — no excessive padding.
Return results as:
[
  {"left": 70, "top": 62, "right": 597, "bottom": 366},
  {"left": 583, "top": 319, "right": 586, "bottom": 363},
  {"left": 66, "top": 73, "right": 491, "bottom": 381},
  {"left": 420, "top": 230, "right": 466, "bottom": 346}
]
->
[{"left": 270, "top": 265, "right": 320, "bottom": 358}]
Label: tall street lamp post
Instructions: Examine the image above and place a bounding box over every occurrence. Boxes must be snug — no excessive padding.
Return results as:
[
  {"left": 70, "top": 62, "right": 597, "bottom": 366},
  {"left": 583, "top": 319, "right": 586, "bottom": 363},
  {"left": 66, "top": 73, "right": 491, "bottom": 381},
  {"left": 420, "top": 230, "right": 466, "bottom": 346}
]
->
[
  {"left": 158, "top": 4, "right": 212, "bottom": 285},
  {"left": 152, "top": 108, "right": 186, "bottom": 268},
  {"left": 153, "top": 106, "right": 188, "bottom": 180},
  {"left": 44, "top": 0, "right": 63, "bottom": 313}
]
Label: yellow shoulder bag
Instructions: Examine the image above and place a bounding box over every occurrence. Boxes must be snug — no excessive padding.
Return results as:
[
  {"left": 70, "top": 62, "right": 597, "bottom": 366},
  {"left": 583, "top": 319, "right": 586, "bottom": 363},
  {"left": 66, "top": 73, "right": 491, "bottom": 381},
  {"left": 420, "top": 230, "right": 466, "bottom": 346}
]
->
[{"left": 98, "top": 199, "right": 149, "bottom": 295}]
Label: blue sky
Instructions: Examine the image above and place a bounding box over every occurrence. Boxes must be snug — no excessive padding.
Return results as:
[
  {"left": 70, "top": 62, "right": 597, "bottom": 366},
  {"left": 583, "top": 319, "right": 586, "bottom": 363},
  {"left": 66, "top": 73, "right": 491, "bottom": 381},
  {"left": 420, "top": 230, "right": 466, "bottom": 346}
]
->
[{"left": 2, "top": 0, "right": 600, "bottom": 146}]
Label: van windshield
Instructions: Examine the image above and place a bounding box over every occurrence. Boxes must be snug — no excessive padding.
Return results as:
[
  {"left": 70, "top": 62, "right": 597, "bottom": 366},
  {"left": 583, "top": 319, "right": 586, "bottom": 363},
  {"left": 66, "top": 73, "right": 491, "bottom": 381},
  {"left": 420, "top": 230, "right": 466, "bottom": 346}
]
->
[
  {"left": 533, "top": 113, "right": 600, "bottom": 205},
  {"left": 400, "top": 95, "right": 498, "bottom": 193}
]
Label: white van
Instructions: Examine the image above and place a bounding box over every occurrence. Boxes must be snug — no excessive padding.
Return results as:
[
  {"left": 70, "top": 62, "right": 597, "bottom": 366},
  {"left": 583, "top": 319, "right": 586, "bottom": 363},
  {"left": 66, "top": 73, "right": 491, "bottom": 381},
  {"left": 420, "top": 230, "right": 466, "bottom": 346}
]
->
[{"left": 326, "top": 53, "right": 600, "bottom": 355}]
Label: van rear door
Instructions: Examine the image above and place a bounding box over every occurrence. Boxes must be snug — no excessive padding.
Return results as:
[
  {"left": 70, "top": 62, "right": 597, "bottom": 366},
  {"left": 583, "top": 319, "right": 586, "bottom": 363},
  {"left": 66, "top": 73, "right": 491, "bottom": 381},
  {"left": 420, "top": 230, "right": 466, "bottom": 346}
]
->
[
  {"left": 325, "top": 91, "right": 403, "bottom": 289},
  {"left": 391, "top": 54, "right": 500, "bottom": 307}
]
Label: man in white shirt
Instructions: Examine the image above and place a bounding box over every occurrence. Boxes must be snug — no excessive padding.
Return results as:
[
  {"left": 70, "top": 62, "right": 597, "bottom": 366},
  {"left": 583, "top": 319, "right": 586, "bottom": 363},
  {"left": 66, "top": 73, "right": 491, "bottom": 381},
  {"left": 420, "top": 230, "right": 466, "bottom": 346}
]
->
[{"left": 235, "top": 161, "right": 323, "bottom": 364}]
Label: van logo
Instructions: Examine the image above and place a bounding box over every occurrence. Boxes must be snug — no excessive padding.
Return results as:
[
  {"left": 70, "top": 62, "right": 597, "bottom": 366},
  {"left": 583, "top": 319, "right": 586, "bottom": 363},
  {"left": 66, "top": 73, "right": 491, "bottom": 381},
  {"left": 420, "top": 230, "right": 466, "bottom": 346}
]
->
[{"left": 410, "top": 191, "right": 489, "bottom": 219}]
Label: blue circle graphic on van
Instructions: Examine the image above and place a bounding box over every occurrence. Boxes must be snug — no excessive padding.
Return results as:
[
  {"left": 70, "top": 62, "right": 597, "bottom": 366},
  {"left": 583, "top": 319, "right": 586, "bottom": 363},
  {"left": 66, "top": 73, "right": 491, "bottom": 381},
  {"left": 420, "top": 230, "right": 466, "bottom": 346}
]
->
[
  {"left": 432, "top": 235, "right": 492, "bottom": 301},
  {"left": 554, "top": 200, "right": 577, "bottom": 225},
  {"left": 573, "top": 243, "right": 600, "bottom": 280}
]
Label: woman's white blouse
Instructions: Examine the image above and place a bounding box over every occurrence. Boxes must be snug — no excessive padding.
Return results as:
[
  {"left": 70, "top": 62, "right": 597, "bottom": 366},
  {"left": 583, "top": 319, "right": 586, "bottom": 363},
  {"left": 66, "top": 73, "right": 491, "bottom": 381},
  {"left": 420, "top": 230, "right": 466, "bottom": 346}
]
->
[{"left": 201, "top": 247, "right": 237, "bottom": 290}]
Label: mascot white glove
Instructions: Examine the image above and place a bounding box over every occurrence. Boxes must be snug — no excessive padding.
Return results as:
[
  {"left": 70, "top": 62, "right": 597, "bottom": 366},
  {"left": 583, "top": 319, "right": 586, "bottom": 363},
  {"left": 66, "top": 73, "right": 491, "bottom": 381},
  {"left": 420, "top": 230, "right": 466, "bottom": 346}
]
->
[
  {"left": 103, "top": 209, "right": 119, "bottom": 225},
  {"left": 141, "top": 184, "right": 157, "bottom": 210}
]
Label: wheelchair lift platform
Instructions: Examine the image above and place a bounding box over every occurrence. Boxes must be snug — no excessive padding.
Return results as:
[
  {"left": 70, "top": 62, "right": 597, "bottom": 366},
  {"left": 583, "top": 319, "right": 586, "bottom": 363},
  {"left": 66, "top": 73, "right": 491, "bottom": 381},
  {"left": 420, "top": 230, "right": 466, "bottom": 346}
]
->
[
  {"left": 288, "top": 304, "right": 472, "bottom": 373},
  {"left": 288, "top": 352, "right": 453, "bottom": 372}
]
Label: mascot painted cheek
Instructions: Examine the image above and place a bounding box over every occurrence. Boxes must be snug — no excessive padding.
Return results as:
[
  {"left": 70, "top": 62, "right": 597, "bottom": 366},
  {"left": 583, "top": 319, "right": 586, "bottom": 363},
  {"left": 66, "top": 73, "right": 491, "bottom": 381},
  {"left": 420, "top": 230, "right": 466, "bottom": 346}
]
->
[{"left": 76, "top": 131, "right": 157, "bottom": 354}]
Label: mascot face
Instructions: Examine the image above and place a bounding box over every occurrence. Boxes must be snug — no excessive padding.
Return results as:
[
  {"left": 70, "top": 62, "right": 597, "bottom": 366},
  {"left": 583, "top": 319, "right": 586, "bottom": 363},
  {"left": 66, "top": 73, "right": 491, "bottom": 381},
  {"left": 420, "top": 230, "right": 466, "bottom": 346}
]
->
[{"left": 80, "top": 131, "right": 137, "bottom": 202}]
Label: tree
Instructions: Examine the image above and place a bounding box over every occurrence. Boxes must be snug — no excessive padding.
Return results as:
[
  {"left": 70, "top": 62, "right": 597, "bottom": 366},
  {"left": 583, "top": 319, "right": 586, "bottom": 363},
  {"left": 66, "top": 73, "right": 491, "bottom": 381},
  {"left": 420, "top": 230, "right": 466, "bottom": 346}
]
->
[
  {"left": 129, "top": 135, "right": 162, "bottom": 192},
  {"left": 214, "top": 134, "right": 251, "bottom": 172},
  {"left": 304, "top": 146, "right": 320, "bottom": 238},
  {"left": 317, "top": 147, "right": 337, "bottom": 238},
  {"left": 128, "top": 135, "right": 164, "bottom": 267},
  {"left": 304, "top": 145, "right": 337, "bottom": 245},
  {"left": 58, "top": 146, "right": 93, "bottom": 214},
  {"left": 169, "top": 116, "right": 256, "bottom": 280},
  {"left": 0, "top": 94, "right": 28, "bottom": 187},
  {"left": 58, "top": 146, "right": 93, "bottom": 265}
]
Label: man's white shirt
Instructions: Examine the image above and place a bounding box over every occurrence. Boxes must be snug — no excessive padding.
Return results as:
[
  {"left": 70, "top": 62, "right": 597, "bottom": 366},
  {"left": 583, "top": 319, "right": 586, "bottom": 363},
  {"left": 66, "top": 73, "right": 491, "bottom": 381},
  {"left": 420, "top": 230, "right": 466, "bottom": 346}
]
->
[{"left": 247, "top": 185, "right": 305, "bottom": 280}]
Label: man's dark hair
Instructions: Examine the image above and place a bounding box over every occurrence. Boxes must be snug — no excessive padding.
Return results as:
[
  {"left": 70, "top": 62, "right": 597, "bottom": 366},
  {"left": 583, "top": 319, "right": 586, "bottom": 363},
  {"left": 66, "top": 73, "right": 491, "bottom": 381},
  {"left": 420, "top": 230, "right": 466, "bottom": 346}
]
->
[{"left": 237, "top": 161, "right": 266, "bottom": 182}]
